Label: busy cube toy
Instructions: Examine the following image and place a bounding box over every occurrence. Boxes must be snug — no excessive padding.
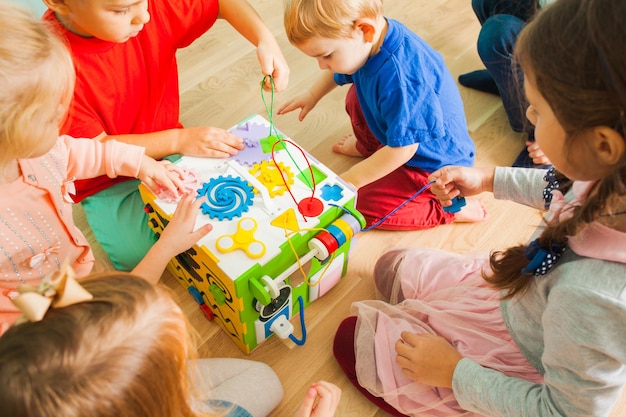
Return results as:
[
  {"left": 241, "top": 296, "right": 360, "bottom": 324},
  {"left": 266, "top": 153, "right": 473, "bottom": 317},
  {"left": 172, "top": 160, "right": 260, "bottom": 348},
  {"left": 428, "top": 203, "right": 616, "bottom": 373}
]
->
[{"left": 139, "top": 115, "right": 365, "bottom": 353}]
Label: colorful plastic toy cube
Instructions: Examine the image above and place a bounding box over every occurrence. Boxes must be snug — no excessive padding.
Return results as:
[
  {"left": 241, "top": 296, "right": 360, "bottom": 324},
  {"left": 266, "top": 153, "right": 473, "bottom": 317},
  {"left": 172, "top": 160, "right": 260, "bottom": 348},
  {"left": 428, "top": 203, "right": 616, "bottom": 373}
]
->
[{"left": 139, "top": 115, "right": 364, "bottom": 353}]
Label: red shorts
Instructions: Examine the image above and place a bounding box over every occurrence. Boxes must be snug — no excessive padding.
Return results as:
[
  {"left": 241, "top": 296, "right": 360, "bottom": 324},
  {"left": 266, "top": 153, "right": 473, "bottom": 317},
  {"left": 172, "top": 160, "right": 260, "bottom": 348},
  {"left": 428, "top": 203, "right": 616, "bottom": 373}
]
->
[{"left": 345, "top": 85, "right": 454, "bottom": 230}]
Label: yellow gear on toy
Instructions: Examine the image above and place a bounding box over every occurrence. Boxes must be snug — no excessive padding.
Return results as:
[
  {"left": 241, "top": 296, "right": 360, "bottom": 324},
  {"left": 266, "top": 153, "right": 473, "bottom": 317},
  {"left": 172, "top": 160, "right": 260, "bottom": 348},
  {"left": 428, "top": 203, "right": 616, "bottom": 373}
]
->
[{"left": 248, "top": 160, "right": 294, "bottom": 198}]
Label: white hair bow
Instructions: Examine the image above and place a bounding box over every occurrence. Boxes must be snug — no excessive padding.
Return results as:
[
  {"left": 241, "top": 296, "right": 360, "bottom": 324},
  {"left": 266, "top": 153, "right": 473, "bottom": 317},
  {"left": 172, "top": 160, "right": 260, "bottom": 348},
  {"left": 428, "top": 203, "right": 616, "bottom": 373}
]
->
[{"left": 10, "top": 260, "right": 93, "bottom": 323}]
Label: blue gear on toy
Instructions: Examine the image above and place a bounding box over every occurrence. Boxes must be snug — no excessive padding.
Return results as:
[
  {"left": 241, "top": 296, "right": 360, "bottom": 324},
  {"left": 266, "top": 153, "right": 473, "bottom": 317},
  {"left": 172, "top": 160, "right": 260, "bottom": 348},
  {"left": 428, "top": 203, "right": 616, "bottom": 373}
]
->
[{"left": 196, "top": 175, "right": 254, "bottom": 220}]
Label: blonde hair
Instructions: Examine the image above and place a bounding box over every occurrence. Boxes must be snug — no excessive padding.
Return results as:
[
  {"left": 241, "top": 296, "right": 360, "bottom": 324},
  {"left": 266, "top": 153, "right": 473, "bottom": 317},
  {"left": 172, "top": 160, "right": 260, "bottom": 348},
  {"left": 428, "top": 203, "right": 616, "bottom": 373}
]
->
[
  {"left": 0, "top": 2, "right": 74, "bottom": 166},
  {"left": 284, "top": 0, "right": 383, "bottom": 45},
  {"left": 0, "top": 273, "right": 215, "bottom": 417}
]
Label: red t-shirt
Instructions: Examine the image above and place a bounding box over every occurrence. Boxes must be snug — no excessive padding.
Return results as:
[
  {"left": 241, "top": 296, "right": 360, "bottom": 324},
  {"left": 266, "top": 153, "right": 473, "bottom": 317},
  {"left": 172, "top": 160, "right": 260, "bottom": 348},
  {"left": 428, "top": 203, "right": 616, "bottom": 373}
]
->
[{"left": 44, "top": 0, "right": 219, "bottom": 202}]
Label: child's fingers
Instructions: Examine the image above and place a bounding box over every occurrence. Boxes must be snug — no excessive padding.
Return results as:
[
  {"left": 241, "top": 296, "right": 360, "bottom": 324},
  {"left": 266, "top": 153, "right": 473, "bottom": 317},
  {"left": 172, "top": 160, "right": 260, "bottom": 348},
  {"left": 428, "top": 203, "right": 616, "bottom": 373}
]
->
[
  {"left": 429, "top": 166, "right": 459, "bottom": 185},
  {"left": 312, "top": 381, "right": 342, "bottom": 402},
  {"left": 294, "top": 387, "right": 317, "bottom": 417},
  {"left": 298, "top": 108, "right": 310, "bottom": 121},
  {"left": 190, "top": 222, "right": 213, "bottom": 241},
  {"left": 303, "top": 387, "right": 318, "bottom": 410},
  {"left": 154, "top": 175, "right": 180, "bottom": 198},
  {"left": 277, "top": 100, "right": 300, "bottom": 115},
  {"left": 173, "top": 193, "right": 200, "bottom": 220},
  {"left": 166, "top": 164, "right": 186, "bottom": 182},
  {"left": 270, "top": 69, "right": 289, "bottom": 92},
  {"left": 162, "top": 163, "right": 186, "bottom": 192},
  {"left": 141, "top": 176, "right": 156, "bottom": 192},
  {"left": 309, "top": 381, "right": 341, "bottom": 415}
]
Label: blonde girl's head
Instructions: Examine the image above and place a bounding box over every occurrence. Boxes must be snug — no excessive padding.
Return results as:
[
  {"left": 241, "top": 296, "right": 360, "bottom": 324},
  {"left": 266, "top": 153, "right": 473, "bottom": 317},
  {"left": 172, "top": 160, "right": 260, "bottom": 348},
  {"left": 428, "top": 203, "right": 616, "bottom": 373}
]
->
[
  {"left": 0, "top": 273, "right": 209, "bottom": 417},
  {"left": 487, "top": 0, "right": 626, "bottom": 298},
  {"left": 0, "top": 2, "right": 74, "bottom": 164},
  {"left": 284, "top": 0, "right": 383, "bottom": 45}
]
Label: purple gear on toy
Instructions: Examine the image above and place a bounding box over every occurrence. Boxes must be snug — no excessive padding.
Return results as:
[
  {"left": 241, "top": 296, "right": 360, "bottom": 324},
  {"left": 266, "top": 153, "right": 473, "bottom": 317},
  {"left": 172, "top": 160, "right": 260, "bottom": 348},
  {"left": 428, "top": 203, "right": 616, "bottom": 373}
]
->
[
  {"left": 231, "top": 122, "right": 270, "bottom": 147},
  {"left": 233, "top": 144, "right": 272, "bottom": 166},
  {"left": 233, "top": 124, "right": 260, "bottom": 149},
  {"left": 196, "top": 175, "right": 254, "bottom": 221},
  {"left": 231, "top": 122, "right": 276, "bottom": 166}
]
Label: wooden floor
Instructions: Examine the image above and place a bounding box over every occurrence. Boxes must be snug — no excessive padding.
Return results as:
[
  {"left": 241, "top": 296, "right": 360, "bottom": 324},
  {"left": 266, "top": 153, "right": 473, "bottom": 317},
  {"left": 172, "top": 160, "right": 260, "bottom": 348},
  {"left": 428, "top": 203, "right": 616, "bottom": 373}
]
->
[{"left": 74, "top": 0, "right": 625, "bottom": 415}]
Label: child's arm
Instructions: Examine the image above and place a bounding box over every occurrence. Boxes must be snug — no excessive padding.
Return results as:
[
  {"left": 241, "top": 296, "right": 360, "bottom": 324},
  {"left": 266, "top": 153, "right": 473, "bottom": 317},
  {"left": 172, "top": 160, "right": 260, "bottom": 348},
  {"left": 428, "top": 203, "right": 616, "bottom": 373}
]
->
[
  {"left": 218, "top": 0, "right": 290, "bottom": 91},
  {"left": 66, "top": 136, "right": 190, "bottom": 199},
  {"left": 294, "top": 381, "right": 341, "bottom": 417},
  {"left": 341, "top": 144, "right": 419, "bottom": 189},
  {"left": 428, "top": 166, "right": 495, "bottom": 208},
  {"left": 131, "top": 194, "right": 212, "bottom": 283},
  {"left": 136, "top": 157, "right": 187, "bottom": 200},
  {"left": 94, "top": 127, "right": 244, "bottom": 161},
  {"left": 278, "top": 71, "right": 338, "bottom": 121}
]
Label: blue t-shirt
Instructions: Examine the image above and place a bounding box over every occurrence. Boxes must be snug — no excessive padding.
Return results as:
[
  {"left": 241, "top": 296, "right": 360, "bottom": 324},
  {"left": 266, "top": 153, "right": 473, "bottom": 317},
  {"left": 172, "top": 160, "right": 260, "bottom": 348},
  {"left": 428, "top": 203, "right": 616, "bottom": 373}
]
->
[{"left": 334, "top": 19, "right": 475, "bottom": 172}]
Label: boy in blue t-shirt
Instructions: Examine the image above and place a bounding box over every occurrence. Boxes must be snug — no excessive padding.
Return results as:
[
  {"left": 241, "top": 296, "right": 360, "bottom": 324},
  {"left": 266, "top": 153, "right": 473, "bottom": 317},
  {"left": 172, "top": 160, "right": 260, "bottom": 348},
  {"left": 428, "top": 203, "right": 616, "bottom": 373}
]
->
[{"left": 279, "top": 0, "right": 486, "bottom": 230}]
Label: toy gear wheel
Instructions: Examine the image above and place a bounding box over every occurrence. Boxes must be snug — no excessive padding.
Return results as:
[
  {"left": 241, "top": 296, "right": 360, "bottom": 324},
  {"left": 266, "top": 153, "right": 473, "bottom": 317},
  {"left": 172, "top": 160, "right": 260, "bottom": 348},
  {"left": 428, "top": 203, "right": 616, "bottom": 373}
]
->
[
  {"left": 249, "top": 160, "right": 294, "bottom": 198},
  {"left": 196, "top": 175, "right": 254, "bottom": 220}
]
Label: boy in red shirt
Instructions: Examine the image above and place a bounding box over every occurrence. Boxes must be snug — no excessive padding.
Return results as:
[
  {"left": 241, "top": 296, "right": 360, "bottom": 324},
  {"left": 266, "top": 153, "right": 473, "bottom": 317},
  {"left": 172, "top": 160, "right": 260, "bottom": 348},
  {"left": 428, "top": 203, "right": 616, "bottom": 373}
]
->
[{"left": 42, "top": 0, "right": 290, "bottom": 270}]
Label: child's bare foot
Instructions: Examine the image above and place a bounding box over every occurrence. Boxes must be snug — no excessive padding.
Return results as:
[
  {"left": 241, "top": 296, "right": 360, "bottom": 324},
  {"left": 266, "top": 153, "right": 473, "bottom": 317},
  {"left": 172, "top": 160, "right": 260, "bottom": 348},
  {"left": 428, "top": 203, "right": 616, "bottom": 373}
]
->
[
  {"left": 332, "top": 134, "right": 364, "bottom": 157},
  {"left": 453, "top": 199, "right": 488, "bottom": 223}
]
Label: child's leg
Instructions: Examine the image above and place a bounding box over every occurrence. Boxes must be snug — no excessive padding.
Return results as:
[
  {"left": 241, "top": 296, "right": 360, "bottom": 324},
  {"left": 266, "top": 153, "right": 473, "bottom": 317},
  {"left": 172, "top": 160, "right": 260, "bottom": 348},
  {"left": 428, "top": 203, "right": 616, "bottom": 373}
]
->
[
  {"left": 335, "top": 248, "right": 542, "bottom": 416},
  {"left": 333, "top": 317, "right": 410, "bottom": 417},
  {"left": 357, "top": 166, "right": 487, "bottom": 230},
  {"left": 373, "top": 249, "right": 408, "bottom": 303},
  {"left": 191, "top": 358, "right": 284, "bottom": 417},
  {"left": 472, "top": 0, "right": 537, "bottom": 24},
  {"left": 80, "top": 180, "right": 155, "bottom": 271},
  {"left": 478, "top": 14, "right": 528, "bottom": 133},
  {"left": 357, "top": 166, "right": 454, "bottom": 230},
  {"left": 374, "top": 248, "right": 492, "bottom": 303},
  {"left": 333, "top": 85, "right": 382, "bottom": 157},
  {"left": 461, "top": 0, "right": 536, "bottom": 103}
]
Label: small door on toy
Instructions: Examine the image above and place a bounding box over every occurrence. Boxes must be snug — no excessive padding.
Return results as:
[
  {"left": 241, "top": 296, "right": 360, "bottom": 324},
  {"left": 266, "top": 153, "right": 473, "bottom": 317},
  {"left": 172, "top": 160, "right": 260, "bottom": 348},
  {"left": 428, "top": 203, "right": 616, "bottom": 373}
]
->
[{"left": 308, "top": 252, "right": 344, "bottom": 301}]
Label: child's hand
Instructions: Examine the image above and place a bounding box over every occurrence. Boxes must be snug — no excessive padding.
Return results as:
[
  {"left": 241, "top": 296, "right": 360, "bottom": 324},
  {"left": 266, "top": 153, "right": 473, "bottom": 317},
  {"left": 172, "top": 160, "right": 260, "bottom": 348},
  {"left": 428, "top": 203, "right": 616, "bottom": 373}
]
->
[
  {"left": 526, "top": 141, "right": 551, "bottom": 166},
  {"left": 177, "top": 126, "right": 244, "bottom": 158},
  {"left": 294, "top": 381, "right": 341, "bottom": 417},
  {"left": 258, "top": 38, "right": 290, "bottom": 92},
  {"left": 157, "top": 194, "right": 213, "bottom": 257},
  {"left": 277, "top": 91, "right": 320, "bottom": 121},
  {"left": 428, "top": 166, "right": 494, "bottom": 207},
  {"left": 139, "top": 157, "right": 186, "bottom": 199},
  {"left": 130, "top": 194, "right": 211, "bottom": 282},
  {"left": 395, "top": 332, "right": 463, "bottom": 389}
]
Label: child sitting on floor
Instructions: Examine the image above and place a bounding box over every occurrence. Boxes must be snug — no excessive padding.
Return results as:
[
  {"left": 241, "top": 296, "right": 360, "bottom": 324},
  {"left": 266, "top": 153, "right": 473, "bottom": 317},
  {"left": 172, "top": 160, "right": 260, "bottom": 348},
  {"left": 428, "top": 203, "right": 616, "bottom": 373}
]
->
[
  {"left": 333, "top": 0, "right": 626, "bottom": 415},
  {"left": 278, "top": 0, "right": 486, "bottom": 230},
  {"left": 0, "top": 269, "right": 341, "bottom": 417},
  {"left": 41, "top": 0, "right": 290, "bottom": 271},
  {"left": 0, "top": 1, "right": 211, "bottom": 332}
]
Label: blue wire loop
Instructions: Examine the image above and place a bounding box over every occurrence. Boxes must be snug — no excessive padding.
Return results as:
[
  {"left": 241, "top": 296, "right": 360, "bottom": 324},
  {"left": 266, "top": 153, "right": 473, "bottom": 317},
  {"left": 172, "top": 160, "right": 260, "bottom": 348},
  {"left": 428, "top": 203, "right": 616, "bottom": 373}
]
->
[{"left": 288, "top": 296, "right": 307, "bottom": 346}]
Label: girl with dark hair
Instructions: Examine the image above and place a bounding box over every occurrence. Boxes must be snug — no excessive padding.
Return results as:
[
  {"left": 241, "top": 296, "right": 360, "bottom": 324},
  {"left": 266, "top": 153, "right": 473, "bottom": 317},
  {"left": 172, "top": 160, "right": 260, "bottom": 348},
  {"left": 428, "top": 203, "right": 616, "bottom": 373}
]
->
[{"left": 334, "top": 0, "right": 626, "bottom": 415}]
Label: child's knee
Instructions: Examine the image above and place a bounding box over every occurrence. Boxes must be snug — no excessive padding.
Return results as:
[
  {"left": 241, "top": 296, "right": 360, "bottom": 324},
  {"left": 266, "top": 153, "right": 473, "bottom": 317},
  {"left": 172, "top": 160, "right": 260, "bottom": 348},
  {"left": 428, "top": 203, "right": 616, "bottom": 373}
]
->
[{"left": 373, "top": 249, "right": 408, "bottom": 302}]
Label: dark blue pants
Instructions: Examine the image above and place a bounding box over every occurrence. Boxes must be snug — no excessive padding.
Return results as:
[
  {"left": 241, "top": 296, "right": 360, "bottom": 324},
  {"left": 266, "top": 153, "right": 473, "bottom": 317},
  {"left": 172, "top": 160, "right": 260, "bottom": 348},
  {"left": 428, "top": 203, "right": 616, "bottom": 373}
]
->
[{"left": 472, "top": 0, "right": 537, "bottom": 133}]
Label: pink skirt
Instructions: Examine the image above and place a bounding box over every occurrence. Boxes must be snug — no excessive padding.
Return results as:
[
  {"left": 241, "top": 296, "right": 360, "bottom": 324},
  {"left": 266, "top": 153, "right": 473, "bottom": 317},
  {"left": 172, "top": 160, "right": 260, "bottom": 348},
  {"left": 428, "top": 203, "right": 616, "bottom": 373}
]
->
[{"left": 352, "top": 248, "right": 543, "bottom": 416}]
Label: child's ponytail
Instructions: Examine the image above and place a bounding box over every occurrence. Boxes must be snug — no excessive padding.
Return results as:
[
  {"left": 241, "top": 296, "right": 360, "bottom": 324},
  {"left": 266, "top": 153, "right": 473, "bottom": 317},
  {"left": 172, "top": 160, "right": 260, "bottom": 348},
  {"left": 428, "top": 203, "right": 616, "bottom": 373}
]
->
[{"left": 485, "top": 0, "right": 626, "bottom": 299}]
